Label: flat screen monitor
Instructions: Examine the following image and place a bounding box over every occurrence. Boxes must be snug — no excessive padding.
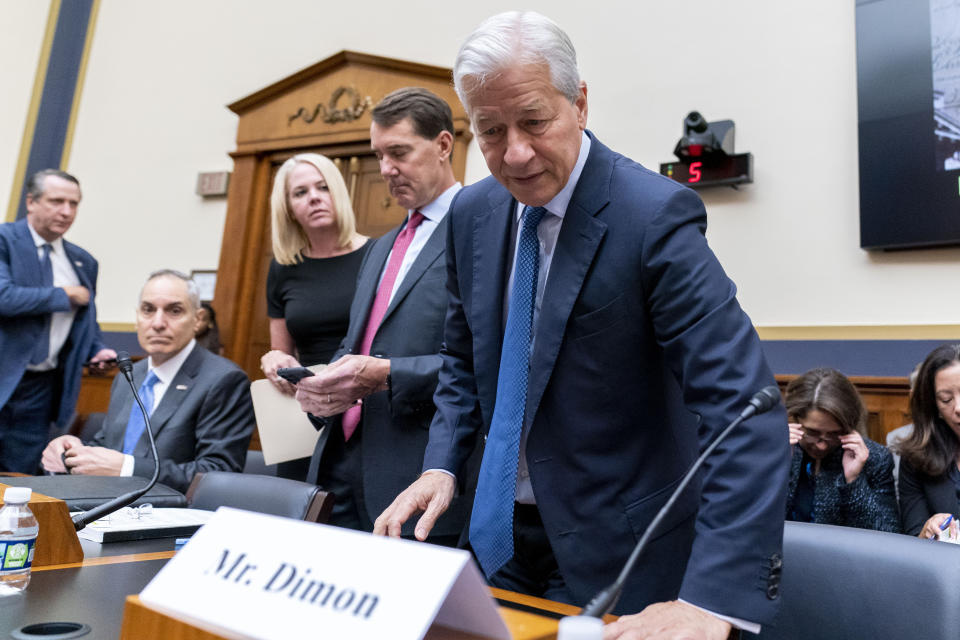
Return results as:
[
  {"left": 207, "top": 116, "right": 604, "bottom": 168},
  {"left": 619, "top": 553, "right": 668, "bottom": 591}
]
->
[{"left": 857, "top": 0, "right": 960, "bottom": 249}]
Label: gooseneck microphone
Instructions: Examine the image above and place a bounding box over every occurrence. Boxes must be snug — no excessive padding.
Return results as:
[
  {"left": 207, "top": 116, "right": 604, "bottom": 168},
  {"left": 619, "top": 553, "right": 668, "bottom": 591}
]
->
[
  {"left": 578, "top": 386, "right": 782, "bottom": 618},
  {"left": 71, "top": 351, "right": 162, "bottom": 531}
]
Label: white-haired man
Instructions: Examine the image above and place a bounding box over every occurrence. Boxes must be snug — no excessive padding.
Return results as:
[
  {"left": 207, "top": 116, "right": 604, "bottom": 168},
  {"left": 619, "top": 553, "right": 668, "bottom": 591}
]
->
[
  {"left": 42, "top": 270, "right": 254, "bottom": 492},
  {"left": 377, "top": 11, "right": 790, "bottom": 639}
]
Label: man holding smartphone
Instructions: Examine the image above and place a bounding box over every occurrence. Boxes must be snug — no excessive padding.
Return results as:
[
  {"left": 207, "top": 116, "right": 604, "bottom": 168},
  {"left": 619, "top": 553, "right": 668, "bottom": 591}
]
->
[{"left": 292, "top": 88, "right": 474, "bottom": 543}]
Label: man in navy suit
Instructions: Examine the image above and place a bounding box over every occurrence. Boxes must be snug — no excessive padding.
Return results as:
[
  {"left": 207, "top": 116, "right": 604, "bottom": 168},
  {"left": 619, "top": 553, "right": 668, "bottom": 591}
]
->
[
  {"left": 376, "top": 12, "right": 791, "bottom": 638},
  {"left": 0, "top": 169, "right": 115, "bottom": 474},
  {"left": 293, "top": 88, "right": 472, "bottom": 540}
]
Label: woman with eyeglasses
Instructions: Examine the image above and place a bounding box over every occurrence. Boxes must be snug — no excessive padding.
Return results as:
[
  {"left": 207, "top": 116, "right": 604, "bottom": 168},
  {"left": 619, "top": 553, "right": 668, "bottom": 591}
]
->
[
  {"left": 894, "top": 344, "right": 960, "bottom": 539},
  {"left": 784, "top": 368, "right": 900, "bottom": 532}
]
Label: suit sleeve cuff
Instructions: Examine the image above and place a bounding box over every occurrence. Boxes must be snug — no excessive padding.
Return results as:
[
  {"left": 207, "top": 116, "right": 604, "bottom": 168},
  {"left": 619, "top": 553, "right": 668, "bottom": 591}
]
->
[
  {"left": 120, "top": 454, "right": 135, "bottom": 477},
  {"left": 678, "top": 599, "right": 760, "bottom": 635},
  {"left": 423, "top": 468, "right": 457, "bottom": 491}
]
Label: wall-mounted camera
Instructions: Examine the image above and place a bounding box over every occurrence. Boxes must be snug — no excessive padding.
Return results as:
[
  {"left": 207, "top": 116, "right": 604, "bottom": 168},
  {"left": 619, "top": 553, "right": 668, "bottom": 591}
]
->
[{"left": 660, "top": 111, "right": 753, "bottom": 189}]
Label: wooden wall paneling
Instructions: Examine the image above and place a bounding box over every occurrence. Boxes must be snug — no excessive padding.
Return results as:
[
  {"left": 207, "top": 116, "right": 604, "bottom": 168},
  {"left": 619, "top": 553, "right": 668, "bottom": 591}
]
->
[
  {"left": 351, "top": 154, "right": 407, "bottom": 236},
  {"left": 227, "top": 157, "right": 274, "bottom": 376},
  {"left": 213, "top": 154, "right": 258, "bottom": 363},
  {"left": 74, "top": 370, "right": 116, "bottom": 416}
]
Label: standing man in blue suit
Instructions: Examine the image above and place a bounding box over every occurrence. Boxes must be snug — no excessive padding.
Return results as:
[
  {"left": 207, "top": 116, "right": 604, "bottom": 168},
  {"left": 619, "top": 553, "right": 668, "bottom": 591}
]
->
[
  {"left": 376, "top": 12, "right": 790, "bottom": 638},
  {"left": 0, "top": 169, "right": 115, "bottom": 474}
]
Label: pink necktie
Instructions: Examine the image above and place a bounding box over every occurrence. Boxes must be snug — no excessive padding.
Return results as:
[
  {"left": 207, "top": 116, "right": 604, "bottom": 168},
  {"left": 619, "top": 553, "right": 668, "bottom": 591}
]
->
[{"left": 342, "top": 211, "right": 425, "bottom": 440}]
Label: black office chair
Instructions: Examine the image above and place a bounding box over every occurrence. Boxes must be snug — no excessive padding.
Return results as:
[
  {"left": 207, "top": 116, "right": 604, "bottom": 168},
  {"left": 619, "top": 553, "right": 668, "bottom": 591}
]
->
[
  {"left": 185, "top": 471, "right": 333, "bottom": 524},
  {"left": 748, "top": 521, "right": 960, "bottom": 639},
  {"left": 75, "top": 412, "right": 106, "bottom": 441},
  {"left": 241, "top": 449, "right": 277, "bottom": 476}
]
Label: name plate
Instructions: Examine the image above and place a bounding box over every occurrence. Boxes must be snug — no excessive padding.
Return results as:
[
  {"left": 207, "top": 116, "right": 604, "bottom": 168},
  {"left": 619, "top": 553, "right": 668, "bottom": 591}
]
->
[{"left": 139, "top": 507, "right": 509, "bottom": 640}]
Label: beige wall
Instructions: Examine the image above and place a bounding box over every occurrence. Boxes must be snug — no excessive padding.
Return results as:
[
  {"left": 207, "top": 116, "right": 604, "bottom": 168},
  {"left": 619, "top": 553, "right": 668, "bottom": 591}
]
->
[
  {"left": 2, "top": 0, "right": 958, "bottom": 330},
  {"left": 0, "top": 2, "right": 49, "bottom": 221}
]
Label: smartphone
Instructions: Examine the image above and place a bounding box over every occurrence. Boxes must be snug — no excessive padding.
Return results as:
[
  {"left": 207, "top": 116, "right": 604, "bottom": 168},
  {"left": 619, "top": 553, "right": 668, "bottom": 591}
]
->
[
  {"left": 276, "top": 366, "right": 315, "bottom": 384},
  {"left": 84, "top": 358, "right": 118, "bottom": 367}
]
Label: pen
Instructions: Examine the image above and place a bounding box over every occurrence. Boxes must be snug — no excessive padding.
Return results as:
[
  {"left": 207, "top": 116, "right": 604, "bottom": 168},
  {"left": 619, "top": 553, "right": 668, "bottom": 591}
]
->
[
  {"left": 939, "top": 514, "right": 954, "bottom": 531},
  {"left": 928, "top": 514, "right": 953, "bottom": 540}
]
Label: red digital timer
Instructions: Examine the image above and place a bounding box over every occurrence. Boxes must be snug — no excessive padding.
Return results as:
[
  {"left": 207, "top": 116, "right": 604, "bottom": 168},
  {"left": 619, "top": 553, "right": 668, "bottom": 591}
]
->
[{"left": 659, "top": 153, "right": 753, "bottom": 189}]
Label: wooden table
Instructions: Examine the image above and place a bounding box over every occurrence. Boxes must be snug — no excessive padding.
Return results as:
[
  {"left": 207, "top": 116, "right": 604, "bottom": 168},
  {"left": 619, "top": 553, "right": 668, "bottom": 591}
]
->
[{"left": 0, "top": 537, "right": 599, "bottom": 639}]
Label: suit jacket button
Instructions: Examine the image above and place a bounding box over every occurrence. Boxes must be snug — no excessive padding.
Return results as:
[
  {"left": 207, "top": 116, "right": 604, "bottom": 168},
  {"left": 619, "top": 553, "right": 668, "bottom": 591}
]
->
[{"left": 766, "top": 583, "right": 779, "bottom": 600}]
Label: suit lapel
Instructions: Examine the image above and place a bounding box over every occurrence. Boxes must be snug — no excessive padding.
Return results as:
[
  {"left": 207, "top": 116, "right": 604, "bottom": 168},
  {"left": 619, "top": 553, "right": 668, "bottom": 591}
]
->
[
  {"left": 472, "top": 189, "right": 515, "bottom": 410},
  {"left": 62, "top": 240, "right": 92, "bottom": 288},
  {"left": 380, "top": 216, "right": 448, "bottom": 324},
  {"left": 345, "top": 231, "right": 397, "bottom": 351},
  {"left": 135, "top": 346, "right": 204, "bottom": 452},
  {"left": 13, "top": 220, "right": 43, "bottom": 286},
  {"left": 524, "top": 136, "right": 610, "bottom": 424}
]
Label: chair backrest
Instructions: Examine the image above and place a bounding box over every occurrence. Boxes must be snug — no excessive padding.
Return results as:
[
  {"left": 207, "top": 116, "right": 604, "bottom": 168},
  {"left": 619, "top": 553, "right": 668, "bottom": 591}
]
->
[
  {"left": 750, "top": 521, "right": 960, "bottom": 639},
  {"left": 186, "top": 471, "right": 333, "bottom": 524},
  {"left": 241, "top": 449, "right": 277, "bottom": 476},
  {"left": 78, "top": 412, "right": 106, "bottom": 442}
]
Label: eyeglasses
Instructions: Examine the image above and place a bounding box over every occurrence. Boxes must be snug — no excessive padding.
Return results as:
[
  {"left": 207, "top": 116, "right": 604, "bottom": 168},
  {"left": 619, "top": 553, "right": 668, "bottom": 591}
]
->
[
  {"left": 105, "top": 503, "right": 153, "bottom": 523},
  {"left": 800, "top": 429, "right": 841, "bottom": 445}
]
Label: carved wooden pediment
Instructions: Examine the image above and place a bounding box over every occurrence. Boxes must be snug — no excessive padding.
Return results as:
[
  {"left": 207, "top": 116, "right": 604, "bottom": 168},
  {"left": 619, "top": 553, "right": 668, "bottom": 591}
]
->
[{"left": 228, "top": 50, "right": 470, "bottom": 154}]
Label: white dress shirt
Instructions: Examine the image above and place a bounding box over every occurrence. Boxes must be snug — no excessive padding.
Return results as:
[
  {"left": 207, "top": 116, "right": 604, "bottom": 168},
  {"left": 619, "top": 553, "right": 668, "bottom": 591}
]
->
[
  {"left": 375, "top": 183, "right": 461, "bottom": 302},
  {"left": 25, "top": 222, "right": 80, "bottom": 372}
]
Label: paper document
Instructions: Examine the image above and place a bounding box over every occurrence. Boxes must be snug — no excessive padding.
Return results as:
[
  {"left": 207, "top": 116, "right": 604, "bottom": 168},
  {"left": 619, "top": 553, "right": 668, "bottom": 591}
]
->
[{"left": 250, "top": 364, "right": 325, "bottom": 465}]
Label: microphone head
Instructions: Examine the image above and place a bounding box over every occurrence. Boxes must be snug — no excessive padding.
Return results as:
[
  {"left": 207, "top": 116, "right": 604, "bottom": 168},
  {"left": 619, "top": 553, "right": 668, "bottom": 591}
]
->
[
  {"left": 116, "top": 351, "right": 134, "bottom": 375},
  {"left": 749, "top": 385, "right": 782, "bottom": 414}
]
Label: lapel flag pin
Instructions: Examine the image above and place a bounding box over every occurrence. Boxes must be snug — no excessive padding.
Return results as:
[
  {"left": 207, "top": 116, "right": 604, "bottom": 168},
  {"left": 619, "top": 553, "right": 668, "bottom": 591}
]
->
[{"left": 176, "top": 384, "right": 188, "bottom": 390}]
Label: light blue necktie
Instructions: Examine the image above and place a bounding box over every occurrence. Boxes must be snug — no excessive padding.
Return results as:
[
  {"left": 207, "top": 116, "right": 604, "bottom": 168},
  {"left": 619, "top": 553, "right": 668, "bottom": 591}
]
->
[
  {"left": 470, "top": 205, "right": 547, "bottom": 577},
  {"left": 30, "top": 244, "right": 53, "bottom": 364},
  {"left": 122, "top": 371, "right": 159, "bottom": 454}
]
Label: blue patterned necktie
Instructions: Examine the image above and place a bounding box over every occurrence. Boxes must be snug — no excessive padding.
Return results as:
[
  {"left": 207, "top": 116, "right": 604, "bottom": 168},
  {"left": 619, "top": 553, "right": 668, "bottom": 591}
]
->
[
  {"left": 470, "top": 205, "right": 547, "bottom": 577},
  {"left": 122, "top": 371, "right": 159, "bottom": 454},
  {"left": 30, "top": 244, "right": 53, "bottom": 364}
]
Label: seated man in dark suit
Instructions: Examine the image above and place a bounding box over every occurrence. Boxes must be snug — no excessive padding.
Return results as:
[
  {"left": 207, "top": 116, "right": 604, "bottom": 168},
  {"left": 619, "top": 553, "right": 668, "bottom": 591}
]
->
[{"left": 41, "top": 269, "right": 254, "bottom": 492}]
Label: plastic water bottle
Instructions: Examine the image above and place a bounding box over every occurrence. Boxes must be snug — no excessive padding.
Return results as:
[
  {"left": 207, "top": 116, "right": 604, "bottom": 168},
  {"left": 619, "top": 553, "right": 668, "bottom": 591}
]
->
[{"left": 0, "top": 487, "right": 39, "bottom": 595}]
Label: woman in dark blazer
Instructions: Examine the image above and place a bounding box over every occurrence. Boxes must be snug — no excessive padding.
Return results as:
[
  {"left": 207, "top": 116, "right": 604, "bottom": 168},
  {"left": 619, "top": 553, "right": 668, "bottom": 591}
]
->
[
  {"left": 785, "top": 368, "right": 900, "bottom": 532},
  {"left": 895, "top": 344, "right": 960, "bottom": 539}
]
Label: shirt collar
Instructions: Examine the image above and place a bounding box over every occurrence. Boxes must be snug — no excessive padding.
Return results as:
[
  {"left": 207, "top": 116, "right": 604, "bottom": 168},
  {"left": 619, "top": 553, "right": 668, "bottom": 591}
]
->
[
  {"left": 148, "top": 338, "right": 196, "bottom": 385},
  {"left": 414, "top": 182, "right": 462, "bottom": 224},
  {"left": 516, "top": 131, "right": 591, "bottom": 221},
  {"left": 26, "top": 220, "right": 65, "bottom": 254}
]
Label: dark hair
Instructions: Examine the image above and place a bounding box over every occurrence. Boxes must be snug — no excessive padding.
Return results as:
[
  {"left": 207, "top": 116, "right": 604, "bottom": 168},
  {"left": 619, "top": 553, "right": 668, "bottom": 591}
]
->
[
  {"left": 371, "top": 87, "right": 454, "bottom": 142},
  {"left": 26, "top": 169, "right": 80, "bottom": 200},
  {"left": 895, "top": 343, "right": 960, "bottom": 477},
  {"left": 195, "top": 301, "right": 223, "bottom": 355},
  {"left": 784, "top": 368, "right": 866, "bottom": 436}
]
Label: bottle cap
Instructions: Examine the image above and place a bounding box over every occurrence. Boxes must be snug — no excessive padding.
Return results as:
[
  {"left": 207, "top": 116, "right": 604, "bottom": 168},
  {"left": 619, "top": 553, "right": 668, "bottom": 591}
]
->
[
  {"left": 3, "top": 487, "right": 32, "bottom": 503},
  {"left": 557, "top": 615, "right": 604, "bottom": 640}
]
